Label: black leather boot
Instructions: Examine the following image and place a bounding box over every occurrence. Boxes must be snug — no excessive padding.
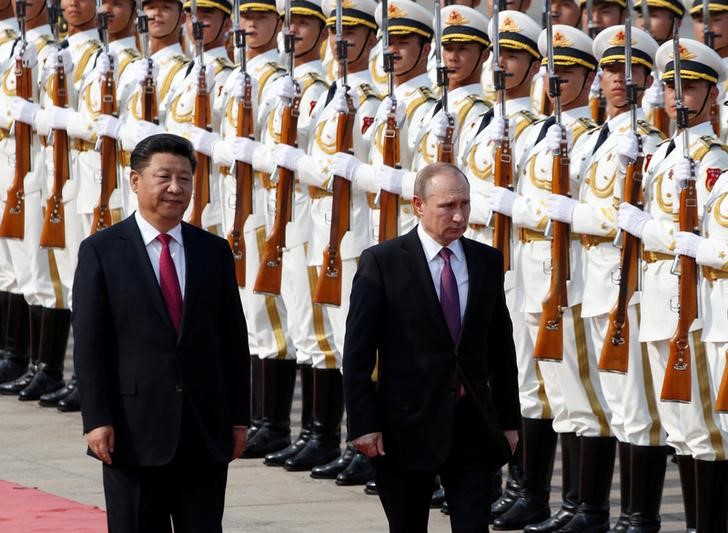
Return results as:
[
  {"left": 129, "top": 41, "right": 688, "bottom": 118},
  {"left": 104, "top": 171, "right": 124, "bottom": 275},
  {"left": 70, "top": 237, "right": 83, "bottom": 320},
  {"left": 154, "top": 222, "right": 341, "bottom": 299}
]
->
[
  {"left": 491, "top": 432, "right": 524, "bottom": 520},
  {"left": 0, "top": 294, "right": 30, "bottom": 383},
  {"left": 493, "top": 418, "right": 556, "bottom": 530},
  {"left": 612, "top": 441, "right": 632, "bottom": 532},
  {"left": 525, "top": 432, "right": 580, "bottom": 532},
  {"left": 265, "top": 364, "right": 313, "bottom": 466},
  {"left": 311, "top": 444, "right": 355, "bottom": 479},
  {"left": 695, "top": 459, "right": 728, "bottom": 533},
  {"left": 0, "top": 304, "right": 40, "bottom": 394},
  {"left": 677, "top": 455, "right": 697, "bottom": 531},
  {"left": 336, "top": 450, "right": 374, "bottom": 485},
  {"left": 242, "top": 358, "right": 296, "bottom": 458},
  {"left": 0, "top": 290, "right": 12, "bottom": 358},
  {"left": 557, "top": 436, "right": 616, "bottom": 533},
  {"left": 364, "top": 479, "right": 378, "bottom": 495},
  {"left": 284, "top": 368, "right": 342, "bottom": 471},
  {"left": 249, "top": 355, "right": 263, "bottom": 439},
  {"left": 431, "top": 486, "right": 446, "bottom": 509},
  {"left": 58, "top": 385, "right": 81, "bottom": 412},
  {"left": 19, "top": 308, "right": 69, "bottom": 401},
  {"left": 627, "top": 445, "right": 666, "bottom": 532},
  {"left": 40, "top": 375, "right": 76, "bottom": 407}
]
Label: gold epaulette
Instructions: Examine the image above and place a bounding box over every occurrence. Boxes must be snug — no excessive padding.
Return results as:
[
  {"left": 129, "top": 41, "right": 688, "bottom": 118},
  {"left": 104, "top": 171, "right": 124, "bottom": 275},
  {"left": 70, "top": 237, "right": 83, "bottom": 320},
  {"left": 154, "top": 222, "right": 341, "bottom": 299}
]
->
[
  {"left": 693, "top": 135, "right": 728, "bottom": 161},
  {"left": 514, "top": 110, "right": 540, "bottom": 140},
  {"left": 457, "top": 94, "right": 489, "bottom": 130},
  {"left": 213, "top": 56, "right": 234, "bottom": 76},
  {"left": 637, "top": 119, "right": 664, "bottom": 139},
  {"left": 159, "top": 56, "right": 189, "bottom": 101},
  {"left": 118, "top": 48, "right": 141, "bottom": 77},
  {"left": 405, "top": 87, "right": 436, "bottom": 118},
  {"left": 0, "top": 29, "right": 15, "bottom": 45},
  {"left": 74, "top": 42, "right": 102, "bottom": 84},
  {"left": 573, "top": 116, "right": 599, "bottom": 141},
  {"left": 357, "top": 83, "right": 380, "bottom": 106},
  {"left": 299, "top": 71, "right": 328, "bottom": 94},
  {"left": 34, "top": 34, "right": 53, "bottom": 52}
]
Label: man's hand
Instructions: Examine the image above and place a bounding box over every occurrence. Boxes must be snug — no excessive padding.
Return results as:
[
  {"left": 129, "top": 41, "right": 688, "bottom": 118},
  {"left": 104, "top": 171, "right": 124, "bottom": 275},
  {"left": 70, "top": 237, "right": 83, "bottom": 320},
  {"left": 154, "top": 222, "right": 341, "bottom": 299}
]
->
[
  {"left": 231, "top": 426, "right": 248, "bottom": 461},
  {"left": 504, "top": 429, "right": 518, "bottom": 454},
  {"left": 352, "top": 432, "right": 385, "bottom": 458},
  {"left": 87, "top": 425, "right": 115, "bottom": 465}
]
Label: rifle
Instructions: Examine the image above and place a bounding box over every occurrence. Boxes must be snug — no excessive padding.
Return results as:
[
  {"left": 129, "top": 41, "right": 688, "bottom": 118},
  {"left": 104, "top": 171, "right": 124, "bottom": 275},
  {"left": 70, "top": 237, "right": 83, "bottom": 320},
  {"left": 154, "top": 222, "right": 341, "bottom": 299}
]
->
[
  {"left": 136, "top": 0, "right": 158, "bottom": 123},
  {"left": 253, "top": 0, "right": 300, "bottom": 295},
  {"left": 586, "top": 0, "right": 606, "bottom": 124},
  {"left": 490, "top": 0, "right": 512, "bottom": 272},
  {"left": 661, "top": 21, "right": 697, "bottom": 403},
  {"left": 187, "top": 0, "right": 211, "bottom": 227},
  {"left": 40, "top": 0, "right": 70, "bottom": 249},
  {"left": 703, "top": 1, "right": 721, "bottom": 136},
  {"left": 600, "top": 13, "right": 643, "bottom": 373},
  {"left": 434, "top": 1, "right": 454, "bottom": 164},
  {"left": 0, "top": 0, "right": 30, "bottom": 239},
  {"left": 717, "top": 349, "right": 728, "bottom": 412},
  {"left": 534, "top": 0, "right": 570, "bottom": 362},
  {"left": 90, "top": 0, "right": 118, "bottom": 234},
  {"left": 377, "top": 0, "right": 400, "bottom": 243},
  {"left": 227, "top": 0, "right": 253, "bottom": 287},
  {"left": 313, "top": 0, "right": 355, "bottom": 305}
]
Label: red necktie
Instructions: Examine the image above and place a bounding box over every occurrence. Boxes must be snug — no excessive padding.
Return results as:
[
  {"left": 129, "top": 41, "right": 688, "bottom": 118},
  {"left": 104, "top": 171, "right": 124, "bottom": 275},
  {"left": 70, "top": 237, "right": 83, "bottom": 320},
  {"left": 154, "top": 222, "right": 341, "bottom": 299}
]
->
[{"left": 156, "top": 234, "right": 183, "bottom": 333}]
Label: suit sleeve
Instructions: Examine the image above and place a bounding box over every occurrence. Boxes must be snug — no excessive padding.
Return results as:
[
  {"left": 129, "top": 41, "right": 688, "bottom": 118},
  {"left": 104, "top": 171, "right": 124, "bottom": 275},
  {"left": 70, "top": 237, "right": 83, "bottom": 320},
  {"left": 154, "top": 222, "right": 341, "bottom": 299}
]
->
[
  {"left": 72, "top": 240, "right": 114, "bottom": 434},
  {"left": 487, "top": 251, "right": 521, "bottom": 431},
  {"left": 219, "top": 240, "right": 250, "bottom": 427},
  {"left": 343, "top": 248, "right": 385, "bottom": 440}
]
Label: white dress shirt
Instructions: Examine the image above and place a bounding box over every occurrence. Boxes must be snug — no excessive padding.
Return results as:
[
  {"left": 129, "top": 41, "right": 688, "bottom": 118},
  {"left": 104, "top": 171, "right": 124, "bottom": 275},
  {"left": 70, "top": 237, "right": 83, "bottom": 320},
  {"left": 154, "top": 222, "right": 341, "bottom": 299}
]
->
[
  {"left": 417, "top": 224, "right": 468, "bottom": 320},
  {"left": 134, "top": 211, "right": 186, "bottom": 297}
]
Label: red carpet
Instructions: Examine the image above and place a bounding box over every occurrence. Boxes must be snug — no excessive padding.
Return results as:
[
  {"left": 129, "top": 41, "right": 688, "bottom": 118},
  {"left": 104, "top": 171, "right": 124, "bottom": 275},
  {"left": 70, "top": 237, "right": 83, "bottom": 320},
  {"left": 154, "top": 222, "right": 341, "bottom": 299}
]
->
[{"left": 0, "top": 480, "right": 106, "bottom": 532}]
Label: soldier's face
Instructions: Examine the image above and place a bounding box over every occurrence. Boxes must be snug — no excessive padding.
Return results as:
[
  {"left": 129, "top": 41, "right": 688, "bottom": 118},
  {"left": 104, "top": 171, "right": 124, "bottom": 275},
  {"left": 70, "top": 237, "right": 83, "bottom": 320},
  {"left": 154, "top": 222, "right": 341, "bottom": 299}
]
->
[
  {"left": 693, "top": 12, "right": 728, "bottom": 51},
  {"left": 664, "top": 79, "right": 718, "bottom": 124},
  {"left": 388, "top": 34, "right": 430, "bottom": 77},
  {"left": 327, "top": 25, "right": 372, "bottom": 66},
  {"left": 144, "top": 0, "right": 184, "bottom": 39},
  {"left": 600, "top": 62, "right": 652, "bottom": 110},
  {"left": 185, "top": 7, "right": 228, "bottom": 46},
  {"left": 636, "top": 7, "right": 676, "bottom": 44},
  {"left": 551, "top": 0, "right": 581, "bottom": 27},
  {"left": 240, "top": 10, "right": 281, "bottom": 49},
  {"left": 290, "top": 15, "right": 325, "bottom": 56},
  {"left": 547, "top": 65, "right": 593, "bottom": 106},
  {"left": 102, "top": 0, "right": 135, "bottom": 35},
  {"left": 131, "top": 153, "right": 193, "bottom": 226},
  {"left": 484, "top": 0, "right": 531, "bottom": 15},
  {"left": 499, "top": 49, "right": 539, "bottom": 90},
  {"left": 582, "top": 2, "right": 624, "bottom": 34},
  {"left": 414, "top": 171, "right": 470, "bottom": 246},
  {"left": 443, "top": 42, "right": 487, "bottom": 85},
  {"left": 61, "top": 0, "right": 97, "bottom": 27}
]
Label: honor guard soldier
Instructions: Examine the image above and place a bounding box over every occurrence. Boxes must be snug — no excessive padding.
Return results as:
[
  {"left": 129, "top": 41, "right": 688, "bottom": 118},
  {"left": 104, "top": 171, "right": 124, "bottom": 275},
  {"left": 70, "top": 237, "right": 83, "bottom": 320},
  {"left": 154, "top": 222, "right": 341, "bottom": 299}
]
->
[
  {"left": 3, "top": 0, "right": 102, "bottom": 404},
  {"left": 0, "top": 0, "right": 18, "bottom": 72},
  {"left": 269, "top": 0, "right": 380, "bottom": 472},
  {"left": 675, "top": 170, "right": 728, "bottom": 532},
  {"left": 490, "top": 25, "right": 606, "bottom": 532},
  {"left": 550, "top": 24, "right": 665, "bottom": 531},
  {"left": 617, "top": 37, "right": 728, "bottom": 532},
  {"left": 0, "top": 0, "right": 54, "bottom": 397}
]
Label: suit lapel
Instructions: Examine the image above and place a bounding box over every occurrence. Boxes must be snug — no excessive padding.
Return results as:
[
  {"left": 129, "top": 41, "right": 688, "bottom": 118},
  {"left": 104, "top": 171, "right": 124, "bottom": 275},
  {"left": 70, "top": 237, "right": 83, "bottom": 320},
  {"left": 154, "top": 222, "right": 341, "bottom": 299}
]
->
[{"left": 458, "top": 237, "right": 481, "bottom": 348}]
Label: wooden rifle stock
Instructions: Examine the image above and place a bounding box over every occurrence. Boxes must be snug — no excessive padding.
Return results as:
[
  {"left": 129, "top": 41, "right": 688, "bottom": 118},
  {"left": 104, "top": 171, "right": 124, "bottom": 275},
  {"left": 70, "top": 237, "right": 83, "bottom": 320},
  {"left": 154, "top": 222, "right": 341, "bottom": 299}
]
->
[
  {"left": 590, "top": 93, "right": 606, "bottom": 124},
  {"left": 661, "top": 179, "right": 699, "bottom": 403},
  {"left": 227, "top": 78, "right": 254, "bottom": 287},
  {"left": 40, "top": 59, "right": 70, "bottom": 249},
  {"left": 717, "top": 349, "right": 728, "bottom": 412},
  {"left": 188, "top": 65, "right": 211, "bottom": 227},
  {"left": 710, "top": 97, "right": 720, "bottom": 136},
  {"left": 253, "top": 99, "right": 299, "bottom": 295},
  {"left": 0, "top": 55, "right": 32, "bottom": 239},
  {"left": 493, "top": 131, "right": 513, "bottom": 272},
  {"left": 313, "top": 103, "right": 355, "bottom": 306},
  {"left": 141, "top": 60, "right": 159, "bottom": 123},
  {"left": 652, "top": 105, "right": 669, "bottom": 137},
  {"left": 599, "top": 154, "right": 643, "bottom": 373},
  {"left": 437, "top": 120, "right": 455, "bottom": 164},
  {"left": 534, "top": 144, "right": 570, "bottom": 361},
  {"left": 378, "top": 112, "right": 400, "bottom": 243},
  {"left": 91, "top": 62, "right": 118, "bottom": 234}
]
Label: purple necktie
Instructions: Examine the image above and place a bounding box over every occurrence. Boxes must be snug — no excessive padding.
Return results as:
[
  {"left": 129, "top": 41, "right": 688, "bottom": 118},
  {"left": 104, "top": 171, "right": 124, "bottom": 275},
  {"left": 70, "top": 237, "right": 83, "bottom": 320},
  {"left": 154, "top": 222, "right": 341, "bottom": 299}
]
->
[
  {"left": 156, "top": 234, "right": 183, "bottom": 333},
  {"left": 439, "top": 248, "right": 461, "bottom": 344}
]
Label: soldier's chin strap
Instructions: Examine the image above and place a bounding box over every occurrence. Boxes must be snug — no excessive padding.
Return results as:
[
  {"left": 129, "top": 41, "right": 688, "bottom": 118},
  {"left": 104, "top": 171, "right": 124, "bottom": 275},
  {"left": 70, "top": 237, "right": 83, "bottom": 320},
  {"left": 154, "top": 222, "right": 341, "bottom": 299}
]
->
[
  {"left": 394, "top": 40, "right": 427, "bottom": 79},
  {"left": 509, "top": 57, "right": 538, "bottom": 93},
  {"left": 249, "top": 16, "right": 279, "bottom": 50},
  {"left": 294, "top": 22, "right": 324, "bottom": 59},
  {"left": 347, "top": 27, "right": 372, "bottom": 65},
  {"left": 559, "top": 71, "right": 591, "bottom": 110},
  {"left": 154, "top": 7, "right": 185, "bottom": 41}
]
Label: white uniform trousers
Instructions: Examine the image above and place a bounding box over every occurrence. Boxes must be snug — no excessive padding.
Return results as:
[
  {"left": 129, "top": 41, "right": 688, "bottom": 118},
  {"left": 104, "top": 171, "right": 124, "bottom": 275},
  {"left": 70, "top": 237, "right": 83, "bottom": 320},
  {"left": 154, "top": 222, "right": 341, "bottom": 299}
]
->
[
  {"left": 525, "top": 305, "right": 612, "bottom": 437},
  {"left": 689, "top": 341, "right": 728, "bottom": 461}
]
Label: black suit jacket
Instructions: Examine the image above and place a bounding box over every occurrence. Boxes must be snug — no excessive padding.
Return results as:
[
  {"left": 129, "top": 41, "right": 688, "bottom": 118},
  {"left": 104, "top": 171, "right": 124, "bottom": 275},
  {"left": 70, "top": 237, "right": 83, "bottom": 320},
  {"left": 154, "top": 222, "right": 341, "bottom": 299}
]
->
[
  {"left": 343, "top": 227, "right": 521, "bottom": 471},
  {"left": 73, "top": 215, "right": 249, "bottom": 466}
]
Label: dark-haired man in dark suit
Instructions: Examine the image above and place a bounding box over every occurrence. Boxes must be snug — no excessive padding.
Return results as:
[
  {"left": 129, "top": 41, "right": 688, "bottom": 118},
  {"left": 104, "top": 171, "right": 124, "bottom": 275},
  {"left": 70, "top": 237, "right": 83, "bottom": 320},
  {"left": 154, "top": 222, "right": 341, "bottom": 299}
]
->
[
  {"left": 73, "top": 133, "right": 249, "bottom": 533},
  {"left": 344, "top": 162, "right": 521, "bottom": 533}
]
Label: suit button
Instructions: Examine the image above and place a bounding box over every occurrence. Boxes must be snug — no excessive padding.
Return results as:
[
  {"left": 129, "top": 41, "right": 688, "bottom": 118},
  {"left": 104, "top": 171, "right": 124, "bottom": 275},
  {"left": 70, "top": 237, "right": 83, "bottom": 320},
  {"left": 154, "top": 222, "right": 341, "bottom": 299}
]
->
[{"left": 175, "top": 385, "right": 183, "bottom": 392}]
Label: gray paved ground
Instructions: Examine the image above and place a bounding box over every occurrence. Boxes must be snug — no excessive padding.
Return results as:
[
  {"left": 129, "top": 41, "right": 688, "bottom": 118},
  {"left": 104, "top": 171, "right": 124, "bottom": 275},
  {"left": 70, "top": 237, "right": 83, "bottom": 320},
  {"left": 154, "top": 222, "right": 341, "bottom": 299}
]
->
[{"left": 0, "top": 365, "right": 688, "bottom": 532}]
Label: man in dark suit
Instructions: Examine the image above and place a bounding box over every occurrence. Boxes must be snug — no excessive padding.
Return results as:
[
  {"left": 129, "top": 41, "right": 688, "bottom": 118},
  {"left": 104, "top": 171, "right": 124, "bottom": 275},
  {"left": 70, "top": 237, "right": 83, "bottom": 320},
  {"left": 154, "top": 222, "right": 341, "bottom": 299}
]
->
[
  {"left": 343, "top": 162, "right": 521, "bottom": 533},
  {"left": 73, "top": 134, "right": 249, "bottom": 533}
]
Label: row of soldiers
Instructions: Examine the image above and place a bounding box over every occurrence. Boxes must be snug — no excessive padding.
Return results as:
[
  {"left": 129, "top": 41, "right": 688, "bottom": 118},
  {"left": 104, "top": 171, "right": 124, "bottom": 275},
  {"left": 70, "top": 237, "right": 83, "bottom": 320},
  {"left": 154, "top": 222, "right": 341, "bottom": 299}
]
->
[{"left": 1, "top": 0, "right": 728, "bottom": 529}]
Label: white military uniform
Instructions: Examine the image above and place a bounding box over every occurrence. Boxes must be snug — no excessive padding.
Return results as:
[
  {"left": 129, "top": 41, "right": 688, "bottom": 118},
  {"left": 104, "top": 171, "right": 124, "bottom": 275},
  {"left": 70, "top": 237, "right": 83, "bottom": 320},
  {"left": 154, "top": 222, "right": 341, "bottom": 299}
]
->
[{"left": 0, "top": 18, "right": 18, "bottom": 73}]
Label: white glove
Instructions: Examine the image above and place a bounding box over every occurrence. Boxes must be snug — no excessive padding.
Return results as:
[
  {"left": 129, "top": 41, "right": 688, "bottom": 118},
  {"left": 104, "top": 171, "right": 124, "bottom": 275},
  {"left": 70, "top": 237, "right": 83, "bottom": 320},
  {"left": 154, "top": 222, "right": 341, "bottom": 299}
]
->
[
  {"left": 48, "top": 106, "right": 73, "bottom": 130},
  {"left": 489, "top": 186, "right": 519, "bottom": 217},
  {"left": 643, "top": 81, "right": 664, "bottom": 108},
  {"left": 331, "top": 152, "right": 360, "bottom": 182},
  {"left": 545, "top": 124, "right": 571, "bottom": 154},
  {"left": 274, "top": 75, "right": 296, "bottom": 104},
  {"left": 228, "top": 136, "right": 259, "bottom": 165},
  {"left": 615, "top": 132, "right": 639, "bottom": 168},
  {"left": 94, "top": 114, "right": 123, "bottom": 140},
  {"left": 376, "top": 164, "right": 405, "bottom": 195},
  {"left": 128, "top": 58, "right": 159, "bottom": 86},
  {"left": 10, "top": 96, "right": 40, "bottom": 125},
  {"left": 135, "top": 119, "right": 164, "bottom": 142},
  {"left": 14, "top": 41, "right": 38, "bottom": 68},
  {"left": 229, "top": 71, "right": 258, "bottom": 101},
  {"left": 589, "top": 70, "right": 602, "bottom": 99},
  {"left": 675, "top": 231, "right": 704, "bottom": 258},
  {"left": 191, "top": 61, "right": 215, "bottom": 90},
  {"left": 332, "top": 84, "right": 358, "bottom": 113},
  {"left": 617, "top": 202, "right": 652, "bottom": 239},
  {"left": 546, "top": 193, "right": 577, "bottom": 224},
  {"left": 94, "top": 51, "right": 118, "bottom": 80},
  {"left": 188, "top": 125, "right": 220, "bottom": 157},
  {"left": 44, "top": 48, "right": 72, "bottom": 73},
  {"left": 432, "top": 110, "right": 456, "bottom": 141},
  {"left": 273, "top": 144, "right": 305, "bottom": 172},
  {"left": 375, "top": 96, "right": 405, "bottom": 128},
  {"left": 483, "top": 115, "right": 506, "bottom": 143},
  {"left": 673, "top": 158, "right": 694, "bottom": 194}
]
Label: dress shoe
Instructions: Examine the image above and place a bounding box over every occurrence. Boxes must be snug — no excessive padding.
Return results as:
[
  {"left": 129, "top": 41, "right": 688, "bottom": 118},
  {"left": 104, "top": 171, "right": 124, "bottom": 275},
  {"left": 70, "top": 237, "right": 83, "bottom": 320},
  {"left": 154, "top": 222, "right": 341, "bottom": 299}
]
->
[
  {"left": 39, "top": 379, "right": 75, "bottom": 407},
  {"left": 311, "top": 445, "right": 355, "bottom": 479},
  {"left": 0, "top": 365, "right": 36, "bottom": 395},
  {"left": 441, "top": 501, "right": 449, "bottom": 515},
  {"left": 57, "top": 387, "right": 81, "bottom": 412},
  {"left": 364, "top": 479, "right": 378, "bottom": 495},
  {"left": 524, "top": 507, "right": 575, "bottom": 532},
  {"left": 284, "top": 439, "right": 340, "bottom": 471},
  {"left": 490, "top": 490, "right": 518, "bottom": 520},
  {"left": 336, "top": 452, "right": 374, "bottom": 486},
  {"left": 241, "top": 427, "right": 291, "bottom": 458},
  {"left": 18, "top": 366, "right": 64, "bottom": 401},
  {"left": 19, "top": 308, "right": 69, "bottom": 402},
  {"left": 556, "top": 509, "right": 609, "bottom": 532},
  {"left": 264, "top": 430, "right": 311, "bottom": 466},
  {"left": 0, "top": 357, "right": 28, "bottom": 384},
  {"left": 431, "top": 487, "right": 446, "bottom": 509},
  {"left": 611, "top": 515, "right": 630, "bottom": 532},
  {"left": 492, "top": 496, "right": 551, "bottom": 530}
]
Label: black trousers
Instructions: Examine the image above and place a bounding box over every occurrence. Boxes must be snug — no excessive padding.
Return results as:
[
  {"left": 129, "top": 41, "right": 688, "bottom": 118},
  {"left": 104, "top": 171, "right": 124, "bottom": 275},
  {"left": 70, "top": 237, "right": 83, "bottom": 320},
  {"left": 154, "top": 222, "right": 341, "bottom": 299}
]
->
[
  {"left": 375, "top": 396, "right": 494, "bottom": 533},
  {"left": 102, "top": 404, "right": 229, "bottom": 533}
]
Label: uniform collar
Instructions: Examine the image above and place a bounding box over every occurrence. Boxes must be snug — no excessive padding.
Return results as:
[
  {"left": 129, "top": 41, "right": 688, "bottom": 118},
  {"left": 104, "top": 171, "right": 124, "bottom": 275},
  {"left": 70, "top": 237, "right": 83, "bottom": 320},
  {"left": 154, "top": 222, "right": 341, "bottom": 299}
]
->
[
  {"left": 109, "top": 36, "right": 137, "bottom": 54},
  {"left": 247, "top": 48, "right": 279, "bottom": 71},
  {"left": 395, "top": 72, "right": 431, "bottom": 97},
  {"left": 449, "top": 83, "right": 481, "bottom": 102},
  {"left": 67, "top": 29, "right": 99, "bottom": 49},
  {"left": 151, "top": 43, "right": 184, "bottom": 62},
  {"left": 503, "top": 97, "right": 531, "bottom": 117},
  {"left": 203, "top": 46, "right": 229, "bottom": 63},
  {"left": 0, "top": 18, "right": 18, "bottom": 33},
  {"left": 561, "top": 105, "right": 592, "bottom": 125},
  {"left": 26, "top": 25, "right": 52, "bottom": 43},
  {"left": 346, "top": 68, "right": 374, "bottom": 88},
  {"left": 294, "top": 59, "right": 324, "bottom": 78}
]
